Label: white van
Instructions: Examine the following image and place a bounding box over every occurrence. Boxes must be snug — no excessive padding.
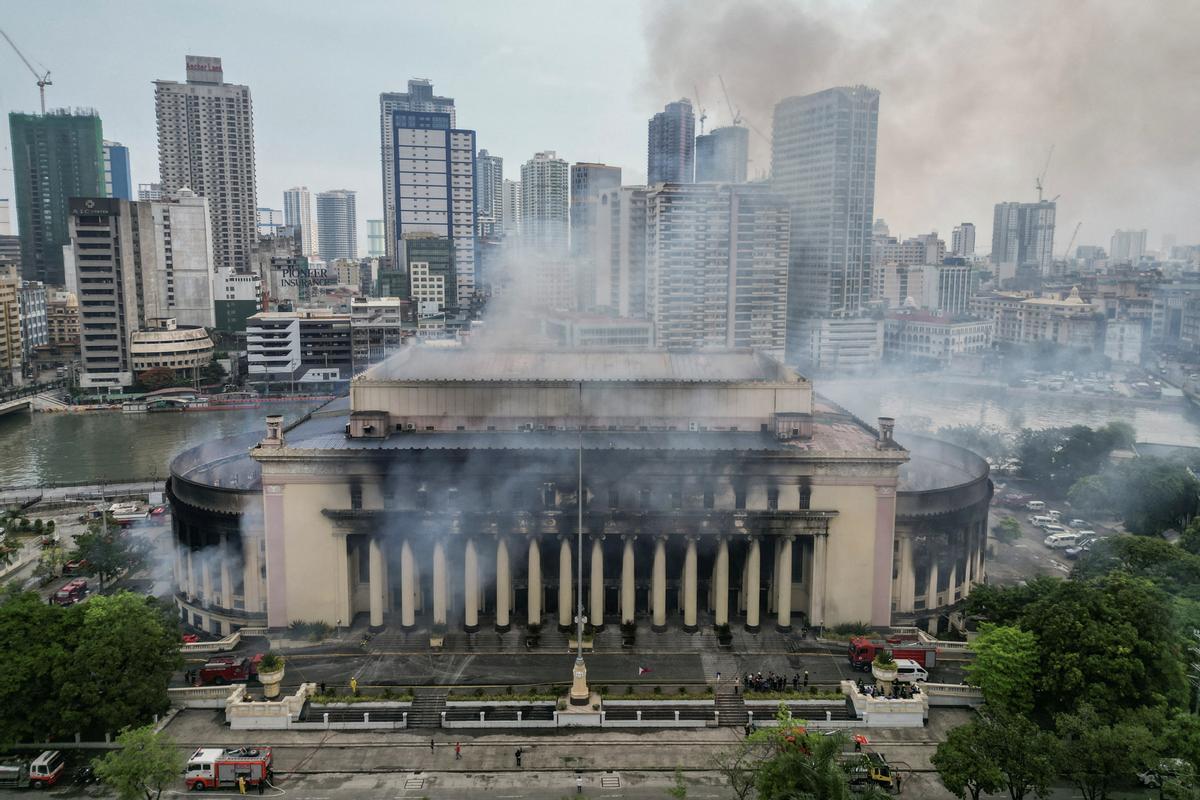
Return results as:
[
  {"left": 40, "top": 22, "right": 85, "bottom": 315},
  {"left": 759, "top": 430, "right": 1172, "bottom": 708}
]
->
[
  {"left": 1044, "top": 532, "right": 1079, "bottom": 549},
  {"left": 1025, "top": 500, "right": 1046, "bottom": 512},
  {"left": 893, "top": 659, "right": 929, "bottom": 683},
  {"left": 1046, "top": 510, "right": 1062, "bottom": 522},
  {"left": 1042, "top": 524, "right": 1068, "bottom": 536},
  {"left": 1030, "top": 515, "right": 1055, "bottom": 528}
]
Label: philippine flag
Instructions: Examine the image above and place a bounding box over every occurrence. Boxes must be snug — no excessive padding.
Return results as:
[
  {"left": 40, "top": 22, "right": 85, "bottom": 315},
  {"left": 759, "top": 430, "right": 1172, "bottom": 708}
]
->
[{"left": 638, "top": 666, "right": 652, "bottom": 675}]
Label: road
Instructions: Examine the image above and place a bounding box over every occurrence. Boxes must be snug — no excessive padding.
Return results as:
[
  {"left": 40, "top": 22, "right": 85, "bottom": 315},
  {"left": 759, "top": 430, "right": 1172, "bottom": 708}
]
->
[{"left": 0, "top": 480, "right": 164, "bottom": 505}]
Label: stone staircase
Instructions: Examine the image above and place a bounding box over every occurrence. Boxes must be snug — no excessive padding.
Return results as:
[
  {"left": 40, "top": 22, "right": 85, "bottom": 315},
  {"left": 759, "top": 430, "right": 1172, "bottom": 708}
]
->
[
  {"left": 407, "top": 688, "right": 448, "bottom": 728},
  {"left": 714, "top": 685, "right": 748, "bottom": 726}
]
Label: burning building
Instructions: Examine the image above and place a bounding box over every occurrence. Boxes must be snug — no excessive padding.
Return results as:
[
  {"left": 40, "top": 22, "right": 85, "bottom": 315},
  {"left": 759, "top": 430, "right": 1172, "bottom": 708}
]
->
[{"left": 167, "top": 347, "right": 990, "bottom": 637}]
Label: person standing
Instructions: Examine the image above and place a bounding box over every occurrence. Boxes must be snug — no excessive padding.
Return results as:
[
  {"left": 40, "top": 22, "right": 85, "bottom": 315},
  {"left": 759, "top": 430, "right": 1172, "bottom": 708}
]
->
[
  {"left": 350, "top": 676, "right": 358, "bottom": 696},
  {"left": 576, "top": 774, "right": 583, "bottom": 793},
  {"left": 455, "top": 742, "right": 462, "bottom": 760},
  {"left": 430, "top": 739, "right": 435, "bottom": 754},
  {"left": 804, "top": 669, "right": 809, "bottom": 687},
  {"left": 515, "top": 748, "right": 523, "bottom": 767}
]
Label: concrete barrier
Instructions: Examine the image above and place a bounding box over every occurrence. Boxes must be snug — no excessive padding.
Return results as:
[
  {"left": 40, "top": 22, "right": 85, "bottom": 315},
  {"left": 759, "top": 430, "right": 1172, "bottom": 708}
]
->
[
  {"left": 923, "top": 682, "right": 985, "bottom": 707},
  {"left": 181, "top": 631, "right": 242, "bottom": 654},
  {"left": 840, "top": 680, "right": 927, "bottom": 728},
  {"left": 227, "top": 683, "right": 316, "bottom": 730},
  {"left": 168, "top": 685, "right": 241, "bottom": 709}
]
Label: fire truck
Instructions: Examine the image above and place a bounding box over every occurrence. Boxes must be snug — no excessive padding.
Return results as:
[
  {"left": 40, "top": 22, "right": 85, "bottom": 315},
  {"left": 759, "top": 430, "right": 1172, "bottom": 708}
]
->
[
  {"left": 184, "top": 747, "right": 273, "bottom": 791},
  {"left": 847, "top": 635, "right": 938, "bottom": 670},
  {"left": 52, "top": 578, "right": 88, "bottom": 606},
  {"left": 197, "top": 654, "right": 264, "bottom": 686},
  {"left": 0, "top": 751, "right": 65, "bottom": 789}
]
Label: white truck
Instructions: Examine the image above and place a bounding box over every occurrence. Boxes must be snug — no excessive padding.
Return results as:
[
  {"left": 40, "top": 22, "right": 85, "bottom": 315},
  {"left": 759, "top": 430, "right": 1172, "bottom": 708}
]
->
[{"left": 184, "top": 747, "right": 273, "bottom": 792}]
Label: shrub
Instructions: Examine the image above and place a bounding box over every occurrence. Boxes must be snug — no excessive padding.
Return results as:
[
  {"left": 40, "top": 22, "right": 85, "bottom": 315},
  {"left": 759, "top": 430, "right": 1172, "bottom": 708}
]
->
[
  {"left": 653, "top": 686, "right": 662, "bottom": 695},
  {"left": 258, "top": 652, "right": 284, "bottom": 672},
  {"left": 872, "top": 650, "right": 897, "bottom": 669},
  {"left": 289, "top": 620, "right": 333, "bottom": 641},
  {"left": 677, "top": 686, "right": 687, "bottom": 695},
  {"left": 831, "top": 621, "right": 871, "bottom": 636},
  {"left": 625, "top": 685, "right": 634, "bottom": 695}
]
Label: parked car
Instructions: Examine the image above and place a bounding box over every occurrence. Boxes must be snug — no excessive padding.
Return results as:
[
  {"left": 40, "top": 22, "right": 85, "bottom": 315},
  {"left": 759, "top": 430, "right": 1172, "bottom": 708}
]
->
[
  {"left": 1140, "top": 758, "right": 1192, "bottom": 788},
  {"left": 1069, "top": 518, "right": 1089, "bottom": 529}
]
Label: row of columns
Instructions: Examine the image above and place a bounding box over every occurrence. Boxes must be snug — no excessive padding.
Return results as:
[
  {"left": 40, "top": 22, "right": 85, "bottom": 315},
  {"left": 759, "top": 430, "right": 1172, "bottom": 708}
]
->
[
  {"left": 365, "top": 532, "right": 826, "bottom": 633},
  {"left": 176, "top": 531, "right": 264, "bottom": 614}
]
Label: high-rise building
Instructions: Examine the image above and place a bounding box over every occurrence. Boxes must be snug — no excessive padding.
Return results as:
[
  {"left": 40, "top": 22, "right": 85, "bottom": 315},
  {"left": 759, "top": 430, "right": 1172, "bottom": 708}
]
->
[
  {"left": 256, "top": 208, "right": 284, "bottom": 238},
  {"left": 379, "top": 79, "right": 456, "bottom": 262},
  {"left": 390, "top": 111, "right": 476, "bottom": 306},
  {"left": 590, "top": 186, "right": 649, "bottom": 318},
  {"left": 0, "top": 265, "right": 22, "bottom": 385},
  {"left": 873, "top": 232, "right": 945, "bottom": 267},
  {"left": 571, "top": 163, "right": 622, "bottom": 311},
  {"left": 9, "top": 110, "right": 105, "bottom": 285},
  {"left": 155, "top": 56, "right": 258, "bottom": 273},
  {"left": 214, "top": 268, "right": 263, "bottom": 333},
  {"left": 367, "top": 219, "right": 386, "bottom": 258},
  {"left": 991, "top": 201, "right": 1056, "bottom": 275},
  {"left": 520, "top": 151, "right": 569, "bottom": 255},
  {"left": 476, "top": 149, "right": 504, "bottom": 239},
  {"left": 502, "top": 180, "right": 522, "bottom": 237},
  {"left": 0, "top": 198, "right": 10, "bottom": 235},
  {"left": 695, "top": 125, "right": 749, "bottom": 183},
  {"left": 283, "top": 187, "right": 318, "bottom": 256},
  {"left": 316, "top": 190, "right": 358, "bottom": 261},
  {"left": 46, "top": 290, "right": 79, "bottom": 345},
  {"left": 138, "top": 183, "right": 165, "bottom": 201},
  {"left": 17, "top": 280, "right": 48, "bottom": 360},
  {"left": 1110, "top": 229, "right": 1148, "bottom": 264},
  {"left": 644, "top": 182, "right": 791, "bottom": 357},
  {"left": 67, "top": 195, "right": 216, "bottom": 388},
  {"left": 647, "top": 99, "right": 695, "bottom": 184},
  {"left": 102, "top": 140, "right": 132, "bottom": 200},
  {"left": 951, "top": 223, "right": 976, "bottom": 258},
  {"left": 772, "top": 86, "right": 880, "bottom": 364}
]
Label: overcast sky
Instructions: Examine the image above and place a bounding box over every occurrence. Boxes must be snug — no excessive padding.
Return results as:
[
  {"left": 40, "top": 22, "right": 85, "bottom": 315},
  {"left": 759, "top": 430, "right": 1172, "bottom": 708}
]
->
[{"left": 3, "top": 0, "right": 1198, "bottom": 255}]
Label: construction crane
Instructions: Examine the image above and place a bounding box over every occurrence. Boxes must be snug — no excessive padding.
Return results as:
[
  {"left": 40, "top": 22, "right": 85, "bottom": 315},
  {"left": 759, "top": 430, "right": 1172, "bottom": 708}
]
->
[
  {"left": 693, "top": 84, "right": 708, "bottom": 135},
  {"left": 1035, "top": 144, "right": 1054, "bottom": 203},
  {"left": 0, "top": 28, "right": 52, "bottom": 113},
  {"left": 717, "top": 74, "right": 742, "bottom": 126},
  {"left": 1062, "top": 221, "right": 1082, "bottom": 261}
]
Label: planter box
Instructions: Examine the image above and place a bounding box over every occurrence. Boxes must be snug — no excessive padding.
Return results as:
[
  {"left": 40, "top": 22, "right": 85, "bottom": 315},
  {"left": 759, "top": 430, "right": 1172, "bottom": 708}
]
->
[
  {"left": 445, "top": 700, "right": 557, "bottom": 707},
  {"left": 309, "top": 701, "right": 412, "bottom": 709},
  {"left": 603, "top": 699, "right": 715, "bottom": 706}
]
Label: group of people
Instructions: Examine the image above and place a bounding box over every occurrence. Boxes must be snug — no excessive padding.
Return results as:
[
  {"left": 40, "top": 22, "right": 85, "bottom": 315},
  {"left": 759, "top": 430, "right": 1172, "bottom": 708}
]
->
[
  {"left": 741, "top": 670, "right": 810, "bottom": 693},
  {"left": 855, "top": 679, "right": 919, "bottom": 699}
]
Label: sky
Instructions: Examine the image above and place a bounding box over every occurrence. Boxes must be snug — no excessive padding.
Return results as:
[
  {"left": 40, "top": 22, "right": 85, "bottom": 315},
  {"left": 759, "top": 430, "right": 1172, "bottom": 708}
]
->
[{"left": 2, "top": 0, "right": 1198, "bottom": 256}]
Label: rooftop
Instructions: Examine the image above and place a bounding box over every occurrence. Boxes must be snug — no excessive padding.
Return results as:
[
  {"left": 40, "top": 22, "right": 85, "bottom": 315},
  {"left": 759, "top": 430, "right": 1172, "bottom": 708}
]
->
[{"left": 360, "top": 347, "right": 803, "bottom": 384}]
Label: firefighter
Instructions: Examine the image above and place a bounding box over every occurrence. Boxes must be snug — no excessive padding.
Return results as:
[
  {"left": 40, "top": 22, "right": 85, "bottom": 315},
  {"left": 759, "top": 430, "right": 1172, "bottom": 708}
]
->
[
  {"left": 350, "top": 677, "right": 358, "bottom": 696},
  {"left": 515, "top": 748, "right": 523, "bottom": 767},
  {"left": 237, "top": 775, "right": 246, "bottom": 795}
]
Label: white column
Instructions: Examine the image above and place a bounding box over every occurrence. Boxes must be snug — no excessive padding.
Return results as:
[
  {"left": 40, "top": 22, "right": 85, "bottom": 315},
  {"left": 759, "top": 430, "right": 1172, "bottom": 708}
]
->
[
  {"left": 558, "top": 536, "right": 572, "bottom": 631},
  {"left": 400, "top": 538, "right": 416, "bottom": 629},
  {"left": 495, "top": 537, "right": 511, "bottom": 632},
  {"left": 527, "top": 537, "right": 542, "bottom": 626},
  {"left": 369, "top": 537, "right": 385, "bottom": 629},
  {"left": 219, "top": 533, "right": 233, "bottom": 610},
  {"left": 243, "top": 537, "right": 261, "bottom": 614},
  {"left": 925, "top": 561, "right": 939, "bottom": 612},
  {"left": 432, "top": 539, "right": 447, "bottom": 626},
  {"left": 464, "top": 538, "right": 479, "bottom": 632},
  {"left": 776, "top": 535, "right": 793, "bottom": 632},
  {"left": 745, "top": 536, "right": 761, "bottom": 632},
  {"left": 898, "top": 536, "right": 916, "bottom": 613},
  {"left": 590, "top": 537, "right": 604, "bottom": 630},
  {"left": 652, "top": 536, "right": 667, "bottom": 631},
  {"left": 186, "top": 549, "right": 196, "bottom": 600},
  {"left": 621, "top": 535, "right": 636, "bottom": 624},
  {"left": 201, "top": 556, "right": 213, "bottom": 609},
  {"left": 683, "top": 536, "right": 698, "bottom": 632},
  {"left": 714, "top": 536, "right": 730, "bottom": 627},
  {"left": 810, "top": 533, "right": 828, "bottom": 630},
  {"left": 335, "top": 535, "right": 351, "bottom": 626}
]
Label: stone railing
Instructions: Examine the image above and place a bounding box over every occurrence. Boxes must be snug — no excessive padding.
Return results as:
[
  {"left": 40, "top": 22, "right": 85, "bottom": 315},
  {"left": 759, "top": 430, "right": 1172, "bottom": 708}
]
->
[
  {"left": 167, "top": 685, "right": 242, "bottom": 709},
  {"left": 180, "top": 631, "right": 242, "bottom": 654},
  {"left": 227, "top": 683, "right": 317, "bottom": 730},
  {"left": 840, "top": 680, "right": 927, "bottom": 727},
  {"left": 923, "top": 682, "right": 985, "bottom": 707}
]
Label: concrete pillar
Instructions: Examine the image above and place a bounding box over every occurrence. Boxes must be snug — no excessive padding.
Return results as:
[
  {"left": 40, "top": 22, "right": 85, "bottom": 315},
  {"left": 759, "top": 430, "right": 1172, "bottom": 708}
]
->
[
  {"left": 714, "top": 536, "right": 730, "bottom": 627},
  {"left": 464, "top": 538, "right": 479, "bottom": 632},
  {"left": 652, "top": 536, "right": 667, "bottom": 632},
  {"left": 621, "top": 535, "right": 636, "bottom": 624},
  {"left": 590, "top": 536, "right": 604, "bottom": 630},
  {"left": 219, "top": 533, "right": 233, "bottom": 610},
  {"left": 745, "top": 537, "right": 761, "bottom": 632},
  {"left": 527, "top": 537, "right": 542, "bottom": 626},
  {"left": 897, "top": 536, "right": 916, "bottom": 613},
  {"left": 495, "top": 537, "right": 511, "bottom": 632},
  {"left": 186, "top": 549, "right": 196, "bottom": 600},
  {"left": 810, "top": 533, "right": 828, "bottom": 629},
  {"left": 369, "top": 537, "right": 385, "bottom": 630},
  {"left": 400, "top": 538, "right": 416, "bottom": 629},
  {"left": 683, "top": 536, "right": 698, "bottom": 632},
  {"left": 432, "top": 539, "right": 447, "bottom": 626},
  {"left": 925, "top": 560, "right": 939, "bottom": 613},
  {"left": 201, "top": 556, "right": 213, "bottom": 609},
  {"left": 769, "top": 537, "right": 780, "bottom": 614},
  {"left": 947, "top": 562, "right": 958, "bottom": 603},
  {"left": 776, "top": 535, "right": 793, "bottom": 632},
  {"left": 558, "top": 537, "right": 572, "bottom": 631},
  {"left": 243, "top": 537, "right": 261, "bottom": 614},
  {"left": 335, "top": 535, "right": 351, "bottom": 627}
]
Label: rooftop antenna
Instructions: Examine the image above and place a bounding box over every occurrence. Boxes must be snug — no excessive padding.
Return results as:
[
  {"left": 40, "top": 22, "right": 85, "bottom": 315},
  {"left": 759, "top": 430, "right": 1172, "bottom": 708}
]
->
[
  {"left": 0, "top": 28, "right": 52, "bottom": 114},
  {"left": 693, "top": 84, "right": 708, "bottom": 135},
  {"left": 1035, "top": 144, "right": 1054, "bottom": 203}
]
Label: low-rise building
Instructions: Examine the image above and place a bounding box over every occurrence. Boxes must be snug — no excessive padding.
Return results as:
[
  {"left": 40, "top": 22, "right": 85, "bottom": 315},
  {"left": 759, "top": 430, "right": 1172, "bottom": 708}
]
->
[
  {"left": 883, "top": 310, "right": 993, "bottom": 364},
  {"left": 793, "top": 318, "right": 884, "bottom": 371},
  {"left": 971, "top": 287, "right": 1099, "bottom": 349},
  {"left": 540, "top": 312, "right": 654, "bottom": 349},
  {"left": 17, "top": 280, "right": 48, "bottom": 362},
  {"left": 46, "top": 290, "right": 80, "bottom": 345},
  {"left": 129, "top": 318, "right": 214, "bottom": 375},
  {"left": 214, "top": 270, "right": 264, "bottom": 333},
  {"left": 245, "top": 309, "right": 352, "bottom": 388},
  {"left": 1104, "top": 319, "right": 1143, "bottom": 364},
  {"left": 350, "top": 297, "right": 406, "bottom": 369}
]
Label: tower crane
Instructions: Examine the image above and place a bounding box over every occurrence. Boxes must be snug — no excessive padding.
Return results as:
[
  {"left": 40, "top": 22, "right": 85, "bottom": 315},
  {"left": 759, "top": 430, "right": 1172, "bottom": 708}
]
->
[
  {"left": 717, "top": 74, "right": 742, "bottom": 126},
  {"left": 1062, "top": 221, "right": 1082, "bottom": 261},
  {"left": 693, "top": 84, "right": 708, "bottom": 135},
  {"left": 0, "top": 28, "right": 52, "bottom": 113},
  {"left": 1035, "top": 144, "right": 1054, "bottom": 203}
]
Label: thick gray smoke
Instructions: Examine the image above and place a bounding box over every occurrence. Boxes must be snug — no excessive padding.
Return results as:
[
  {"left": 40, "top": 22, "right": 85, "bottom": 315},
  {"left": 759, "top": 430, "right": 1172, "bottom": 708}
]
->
[{"left": 642, "top": 0, "right": 1200, "bottom": 248}]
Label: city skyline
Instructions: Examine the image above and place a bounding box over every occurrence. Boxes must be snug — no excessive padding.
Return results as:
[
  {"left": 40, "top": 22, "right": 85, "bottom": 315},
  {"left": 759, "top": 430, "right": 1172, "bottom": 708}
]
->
[{"left": 1, "top": 1, "right": 1198, "bottom": 258}]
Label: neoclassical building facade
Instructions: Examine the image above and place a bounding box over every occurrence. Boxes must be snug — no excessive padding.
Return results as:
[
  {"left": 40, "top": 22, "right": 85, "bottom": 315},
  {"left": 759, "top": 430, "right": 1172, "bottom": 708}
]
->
[{"left": 167, "top": 348, "right": 990, "bottom": 637}]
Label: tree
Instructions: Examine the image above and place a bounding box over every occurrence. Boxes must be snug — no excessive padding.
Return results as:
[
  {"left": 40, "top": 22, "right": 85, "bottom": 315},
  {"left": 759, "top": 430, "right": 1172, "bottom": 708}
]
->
[
  {"left": 1055, "top": 704, "right": 1155, "bottom": 800},
  {"left": 0, "top": 540, "right": 16, "bottom": 569},
  {"left": 966, "top": 624, "right": 1038, "bottom": 715},
  {"left": 72, "top": 519, "right": 149, "bottom": 589},
  {"left": 667, "top": 766, "right": 688, "bottom": 799},
  {"left": 1067, "top": 475, "right": 1114, "bottom": 516},
  {"left": 1113, "top": 458, "right": 1200, "bottom": 535},
  {"left": 981, "top": 712, "right": 1057, "bottom": 800},
  {"left": 0, "top": 592, "right": 78, "bottom": 744},
  {"left": 992, "top": 516, "right": 1022, "bottom": 544},
  {"left": 1017, "top": 423, "right": 1131, "bottom": 493},
  {"left": 93, "top": 725, "right": 185, "bottom": 800},
  {"left": 135, "top": 367, "right": 177, "bottom": 392},
  {"left": 932, "top": 720, "right": 1004, "bottom": 800},
  {"left": 56, "top": 593, "right": 182, "bottom": 738}
]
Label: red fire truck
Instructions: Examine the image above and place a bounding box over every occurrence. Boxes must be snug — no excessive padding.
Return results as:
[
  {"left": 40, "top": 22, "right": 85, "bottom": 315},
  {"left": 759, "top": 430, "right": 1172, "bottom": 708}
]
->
[
  {"left": 52, "top": 578, "right": 88, "bottom": 606},
  {"left": 184, "top": 747, "right": 273, "bottom": 791},
  {"left": 197, "top": 654, "right": 264, "bottom": 686},
  {"left": 847, "top": 636, "right": 938, "bottom": 671}
]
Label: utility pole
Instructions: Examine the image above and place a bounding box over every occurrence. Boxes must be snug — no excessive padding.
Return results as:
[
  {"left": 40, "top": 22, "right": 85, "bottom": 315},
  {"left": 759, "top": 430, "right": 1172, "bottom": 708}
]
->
[{"left": 0, "top": 28, "right": 52, "bottom": 113}]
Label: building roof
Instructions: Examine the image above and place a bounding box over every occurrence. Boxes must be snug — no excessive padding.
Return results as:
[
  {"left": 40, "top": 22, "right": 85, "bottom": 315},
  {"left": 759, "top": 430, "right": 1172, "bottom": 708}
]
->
[{"left": 360, "top": 347, "right": 804, "bottom": 384}]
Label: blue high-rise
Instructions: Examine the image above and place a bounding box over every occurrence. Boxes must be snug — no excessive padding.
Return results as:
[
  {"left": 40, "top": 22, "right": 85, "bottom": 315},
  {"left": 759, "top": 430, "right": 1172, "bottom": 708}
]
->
[{"left": 103, "top": 140, "right": 133, "bottom": 200}]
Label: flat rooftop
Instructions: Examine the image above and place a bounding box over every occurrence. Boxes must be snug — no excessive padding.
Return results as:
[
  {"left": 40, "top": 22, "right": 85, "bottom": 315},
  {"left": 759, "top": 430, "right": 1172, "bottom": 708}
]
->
[{"left": 360, "top": 347, "right": 803, "bottom": 384}]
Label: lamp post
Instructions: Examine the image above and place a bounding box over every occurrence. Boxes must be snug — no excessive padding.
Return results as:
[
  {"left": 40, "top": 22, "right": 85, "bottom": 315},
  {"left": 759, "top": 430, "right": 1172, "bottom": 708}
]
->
[{"left": 569, "top": 381, "right": 590, "bottom": 706}]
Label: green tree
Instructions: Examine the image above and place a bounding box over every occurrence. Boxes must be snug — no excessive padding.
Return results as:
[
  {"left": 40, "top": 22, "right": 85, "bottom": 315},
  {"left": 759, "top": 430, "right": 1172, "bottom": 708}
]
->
[
  {"left": 0, "top": 539, "right": 16, "bottom": 569},
  {"left": 966, "top": 624, "right": 1038, "bottom": 714},
  {"left": 57, "top": 593, "right": 182, "bottom": 737},
  {"left": 981, "top": 712, "right": 1058, "bottom": 800},
  {"left": 1067, "top": 474, "right": 1114, "bottom": 516},
  {"left": 992, "top": 516, "right": 1023, "bottom": 544},
  {"left": 72, "top": 519, "right": 149, "bottom": 589},
  {"left": 1113, "top": 458, "right": 1200, "bottom": 535},
  {"left": 92, "top": 725, "right": 185, "bottom": 800},
  {"left": 0, "top": 592, "right": 77, "bottom": 744},
  {"left": 932, "top": 720, "right": 1004, "bottom": 800},
  {"left": 135, "top": 367, "right": 177, "bottom": 392},
  {"left": 1017, "top": 423, "right": 1131, "bottom": 493},
  {"left": 1055, "top": 704, "right": 1155, "bottom": 800}
]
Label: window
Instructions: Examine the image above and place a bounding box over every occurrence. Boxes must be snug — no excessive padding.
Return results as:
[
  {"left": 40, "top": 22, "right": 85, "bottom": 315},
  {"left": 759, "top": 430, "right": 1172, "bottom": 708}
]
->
[
  {"left": 767, "top": 488, "right": 779, "bottom": 511},
  {"left": 703, "top": 490, "right": 715, "bottom": 509},
  {"left": 349, "top": 483, "right": 362, "bottom": 510},
  {"left": 608, "top": 487, "right": 619, "bottom": 509},
  {"left": 734, "top": 487, "right": 747, "bottom": 510}
]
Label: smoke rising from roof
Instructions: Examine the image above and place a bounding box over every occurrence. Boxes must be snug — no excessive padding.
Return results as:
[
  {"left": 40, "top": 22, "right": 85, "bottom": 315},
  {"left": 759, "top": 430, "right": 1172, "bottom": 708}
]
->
[{"left": 643, "top": 0, "right": 1200, "bottom": 249}]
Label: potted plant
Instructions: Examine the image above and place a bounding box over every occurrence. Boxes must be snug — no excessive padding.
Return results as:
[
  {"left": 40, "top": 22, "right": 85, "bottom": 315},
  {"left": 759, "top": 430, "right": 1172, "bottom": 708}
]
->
[
  {"left": 620, "top": 620, "right": 637, "bottom": 648},
  {"left": 257, "top": 652, "right": 285, "bottom": 699},
  {"left": 871, "top": 650, "right": 898, "bottom": 694},
  {"left": 715, "top": 622, "right": 733, "bottom": 648}
]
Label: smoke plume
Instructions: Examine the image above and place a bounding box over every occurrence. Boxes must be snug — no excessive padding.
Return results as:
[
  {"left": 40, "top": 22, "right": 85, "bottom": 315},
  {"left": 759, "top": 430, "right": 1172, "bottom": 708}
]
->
[{"left": 642, "top": 0, "right": 1200, "bottom": 249}]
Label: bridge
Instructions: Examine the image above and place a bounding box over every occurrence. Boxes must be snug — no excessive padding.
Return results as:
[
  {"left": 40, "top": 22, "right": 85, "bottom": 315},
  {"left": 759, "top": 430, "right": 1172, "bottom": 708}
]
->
[
  {"left": 0, "top": 391, "right": 70, "bottom": 417},
  {"left": 0, "top": 480, "right": 166, "bottom": 507}
]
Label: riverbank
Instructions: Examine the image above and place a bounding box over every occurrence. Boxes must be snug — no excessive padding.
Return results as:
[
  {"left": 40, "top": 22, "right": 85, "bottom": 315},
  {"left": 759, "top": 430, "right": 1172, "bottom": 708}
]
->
[{"left": 33, "top": 394, "right": 336, "bottom": 414}]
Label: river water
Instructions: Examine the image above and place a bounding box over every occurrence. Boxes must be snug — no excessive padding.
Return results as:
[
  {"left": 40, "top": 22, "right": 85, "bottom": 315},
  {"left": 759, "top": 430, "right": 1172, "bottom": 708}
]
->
[
  {"left": 819, "top": 377, "right": 1200, "bottom": 447},
  {"left": 0, "top": 402, "right": 323, "bottom": 488}
]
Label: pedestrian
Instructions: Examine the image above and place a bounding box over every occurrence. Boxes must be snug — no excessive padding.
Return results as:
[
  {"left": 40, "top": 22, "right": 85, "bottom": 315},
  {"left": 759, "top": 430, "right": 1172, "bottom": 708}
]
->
[
  {"left": 455, "top": 742, "right": 461, "bottom": 760},
  {"left": 350, "top": 676, "right": 358, "bottom": 696},
  {"left": 515, "top": 748, "right": 523, "bottom": 767},
  {"left": 733, "top": 677, "right": 740, "bottom": 696},
  {"left": 804, "top": 669, "right": 809, "bottom": 687},
  {"left": 258, "top": 777, "right": 264, "bottom": 795},
  {"left": 854, "top": 737, "right": 862, "bottom": 753},
  {"left": 237, "top": 775, "right": 246, "bottom": 795},
  {"left": 430, "top": 739, "right": 435, "bottom": 753},
  {"left": 576, "top": 774, "right": 583, "bottom": 793},
  {"left": 715, "top": 670, "right": 721, "bottom": 685},
  {"left": 319, "top": 681, "right": 326, "bottom": 695}
]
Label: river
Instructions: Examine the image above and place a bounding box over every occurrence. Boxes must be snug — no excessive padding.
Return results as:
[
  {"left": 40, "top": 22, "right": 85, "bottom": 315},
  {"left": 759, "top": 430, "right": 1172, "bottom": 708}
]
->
[
  {"left": 819, "top": 376, "right": 1200, "bottom": 447},
  {"left": 0, "top": 402, "right": 324, "bottom": 489}
]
